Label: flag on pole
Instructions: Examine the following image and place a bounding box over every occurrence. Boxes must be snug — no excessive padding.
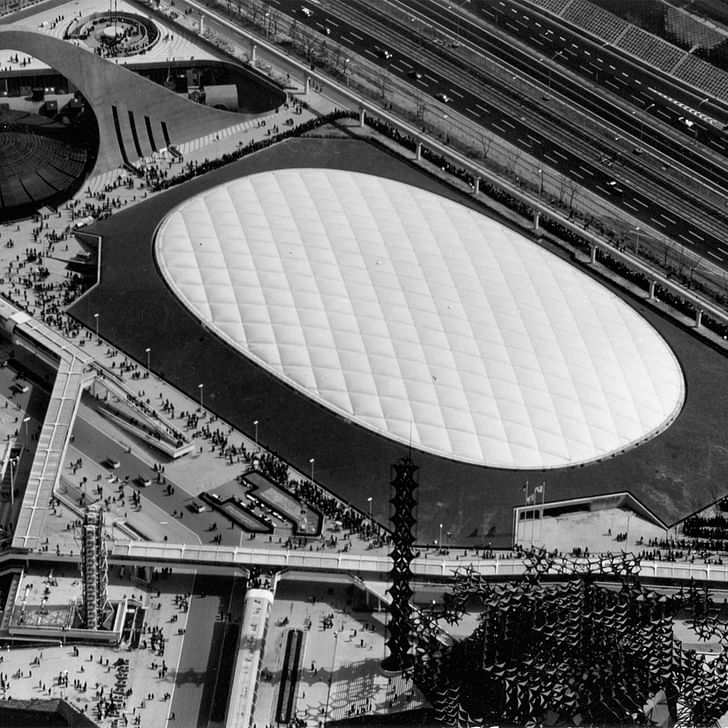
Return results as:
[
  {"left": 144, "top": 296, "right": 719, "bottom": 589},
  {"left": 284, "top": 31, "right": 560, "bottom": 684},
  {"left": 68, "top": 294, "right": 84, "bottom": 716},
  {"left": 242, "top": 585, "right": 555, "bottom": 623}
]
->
[
  {"left": 526, "top": 493, "right": 536, "bottom": 505},
  {"left": 534, "top": 482, "right": 546, "bottom": 503}
]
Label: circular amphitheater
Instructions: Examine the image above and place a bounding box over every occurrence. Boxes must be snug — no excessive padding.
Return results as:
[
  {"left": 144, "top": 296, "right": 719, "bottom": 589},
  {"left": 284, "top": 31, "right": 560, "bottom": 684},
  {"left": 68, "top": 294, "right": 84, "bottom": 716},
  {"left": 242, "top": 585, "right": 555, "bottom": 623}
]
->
[
  {"left": 0, "top": 111, "right": 91, "bottom": 220},
  {"left": 155, "top": 168, "right": 686, "bottom": 470}
]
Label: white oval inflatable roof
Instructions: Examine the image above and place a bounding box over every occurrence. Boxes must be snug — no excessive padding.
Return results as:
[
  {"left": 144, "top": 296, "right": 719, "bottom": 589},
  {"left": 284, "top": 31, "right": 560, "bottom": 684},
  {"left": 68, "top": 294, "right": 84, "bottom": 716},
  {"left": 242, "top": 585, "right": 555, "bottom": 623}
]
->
[{"left": 155, "top": 168, "right": 684, "bottom": 469}]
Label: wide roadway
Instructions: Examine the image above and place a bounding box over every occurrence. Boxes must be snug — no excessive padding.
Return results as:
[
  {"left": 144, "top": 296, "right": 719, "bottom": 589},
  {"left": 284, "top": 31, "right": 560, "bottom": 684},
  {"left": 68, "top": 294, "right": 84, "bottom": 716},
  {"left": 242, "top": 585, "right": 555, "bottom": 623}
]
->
[{"left": 266, "top": 0, "right": 728, "bottom": 266}]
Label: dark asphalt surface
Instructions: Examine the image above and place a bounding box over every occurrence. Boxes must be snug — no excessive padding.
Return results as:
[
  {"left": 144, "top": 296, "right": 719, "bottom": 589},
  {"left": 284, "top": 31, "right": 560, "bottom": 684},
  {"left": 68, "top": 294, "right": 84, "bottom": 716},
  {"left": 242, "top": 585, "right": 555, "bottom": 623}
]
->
[
  {"left": 170, "top": 574, "right": 234, "bottom": 728},
  {"left": 71, "top": 403, "right": 242, "bottom": 545},
  {"left": 68, "top": 137, "right": 728, "bottom": 546}
]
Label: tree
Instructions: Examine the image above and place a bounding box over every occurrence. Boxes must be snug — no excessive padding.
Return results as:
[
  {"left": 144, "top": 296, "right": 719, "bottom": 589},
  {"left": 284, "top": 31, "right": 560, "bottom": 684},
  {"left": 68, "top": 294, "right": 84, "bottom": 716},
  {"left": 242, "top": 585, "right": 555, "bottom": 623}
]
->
[
  {"left": 300, "top": 27, "right": 317, "bottom": 61},
  {"left": 268, "top": 9, "right": 279, "bottom": 37},
  {"left": 249, "top": 0, "right": 262, "bottom": 24},
  {"left": 416, "top": 97, "right": 426, "bottom": 124},
  {"left": 506, "top": 148, "right": 522, "bottom": 177},
  {"left": 565, "top": 178, "right": 579, "bottom": 217},
  {"left": 479, "top": 133, "right": 492, "bottom": 163}
]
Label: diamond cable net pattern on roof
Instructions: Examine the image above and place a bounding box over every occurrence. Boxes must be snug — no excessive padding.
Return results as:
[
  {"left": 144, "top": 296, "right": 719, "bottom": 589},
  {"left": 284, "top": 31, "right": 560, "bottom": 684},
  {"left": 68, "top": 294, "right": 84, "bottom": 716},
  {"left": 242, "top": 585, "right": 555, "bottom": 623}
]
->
[{"left": 155, "top": 168, "right": 684, "bottom": 469}]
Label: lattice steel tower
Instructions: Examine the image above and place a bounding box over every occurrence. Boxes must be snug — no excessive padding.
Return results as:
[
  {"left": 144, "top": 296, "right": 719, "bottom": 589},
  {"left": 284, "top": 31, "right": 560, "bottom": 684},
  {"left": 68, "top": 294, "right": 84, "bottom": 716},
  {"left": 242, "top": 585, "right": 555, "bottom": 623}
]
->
[
  {"left": 382, "top": 455, "right": 418, "bottom": 672},
  {"left": 80, "top": 505, "right": 110, "bottom": 629}
]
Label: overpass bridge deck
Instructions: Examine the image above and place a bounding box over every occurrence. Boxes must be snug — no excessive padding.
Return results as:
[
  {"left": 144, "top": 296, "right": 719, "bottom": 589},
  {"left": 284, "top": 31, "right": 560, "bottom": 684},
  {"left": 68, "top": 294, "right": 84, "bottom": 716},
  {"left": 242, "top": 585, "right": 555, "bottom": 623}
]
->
[{"left": 109, "top": 541, "right": 728, "bottom": 585}]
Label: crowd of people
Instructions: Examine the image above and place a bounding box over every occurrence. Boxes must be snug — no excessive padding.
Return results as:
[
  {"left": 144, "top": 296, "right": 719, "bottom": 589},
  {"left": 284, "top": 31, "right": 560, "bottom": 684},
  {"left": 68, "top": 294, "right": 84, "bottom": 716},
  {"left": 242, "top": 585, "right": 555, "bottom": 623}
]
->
[
  {"left": 648, "top": 534, "right": 728, "bottom": 553},
  {"left": 290, "top": 476, "right": 389, "bottom": 547},
  {"left": 146, "top": 109, "right": 356, "bottom": 192},
  {"left": 682, "top": 513, "right": 728, "bottom": 541}
]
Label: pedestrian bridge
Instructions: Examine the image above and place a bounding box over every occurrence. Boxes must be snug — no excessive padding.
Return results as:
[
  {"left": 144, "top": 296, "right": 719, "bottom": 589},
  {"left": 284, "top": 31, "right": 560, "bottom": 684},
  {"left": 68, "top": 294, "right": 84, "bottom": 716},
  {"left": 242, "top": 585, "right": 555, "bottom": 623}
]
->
[
  {"left": 109, "top": 541, "right": 728, "bottom": 585},
  {"left": 110, "top": 541, "right": 502, "bottom": 579}
]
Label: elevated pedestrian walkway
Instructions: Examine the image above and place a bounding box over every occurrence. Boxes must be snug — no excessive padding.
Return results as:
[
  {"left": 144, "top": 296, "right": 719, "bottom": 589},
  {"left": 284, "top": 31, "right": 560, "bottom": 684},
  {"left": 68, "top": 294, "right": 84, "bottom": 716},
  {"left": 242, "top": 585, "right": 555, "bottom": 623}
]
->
[
  {"left": 0, "top": 297, "right": 193, "bottom": 550},
  {"left": 10, "top": 316, "right": 94, "bottom": 551},
  {"left": 107, "top": 541, "right": 728, "bottom": 585}
]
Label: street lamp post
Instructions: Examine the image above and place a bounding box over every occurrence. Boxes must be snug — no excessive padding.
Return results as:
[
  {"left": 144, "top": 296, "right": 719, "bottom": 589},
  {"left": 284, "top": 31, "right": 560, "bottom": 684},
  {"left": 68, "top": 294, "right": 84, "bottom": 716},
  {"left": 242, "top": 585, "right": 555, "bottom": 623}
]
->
[
  {"left": 367, "top": 496, "right": 373, "bottom": 521},
  {"left": 636, "top": 103, "right": 655, "bottom": 150},
  {"left": 634, "top": 226, "right": 641, "bottom": 255},
  {"left": 198, "top": 383, "right": 204, "bottom": 411},
  {"left": 253, "top": 420, "right": 259, "bottom": 448},
  {"left": 93, "top": 312, "right": 99, "bottom": 341},
  {"left": 447, "top": 0, "right": 470, "bottom": 41},
  {"left": 22, "top": 416, "right": 30, "bottom": 445},
  {"left": 537, "top": 168, "right": 544, "bottom": 205},
  {"left": 626, "top": 511, "right": 632, "bottom": 545},
  {"left": 542, "top": 50, "right": 563, "bottom": 100},
  {"left": 439, "top": 523, "right": 443, "bottom": 553},
  {"left": 309, "top": 458, "right": 315, "bottom": 483},
  {"left": 145, "top": 347, "right": 150, "bottom": 371}
]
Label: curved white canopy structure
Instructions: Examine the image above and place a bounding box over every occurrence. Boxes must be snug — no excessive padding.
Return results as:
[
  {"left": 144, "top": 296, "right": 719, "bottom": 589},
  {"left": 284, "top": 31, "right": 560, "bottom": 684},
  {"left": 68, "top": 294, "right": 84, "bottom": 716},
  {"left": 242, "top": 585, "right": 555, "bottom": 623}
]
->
[{"left": 155, "top": 168, "right": 685, "bottom": 469}]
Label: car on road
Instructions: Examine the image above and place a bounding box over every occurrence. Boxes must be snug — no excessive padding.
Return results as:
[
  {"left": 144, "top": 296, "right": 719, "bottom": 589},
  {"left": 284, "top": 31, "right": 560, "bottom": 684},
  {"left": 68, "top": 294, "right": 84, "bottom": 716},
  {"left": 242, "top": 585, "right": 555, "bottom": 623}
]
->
[
  {"left": 377, "top": 48, "right": 393, "bottom": 60},
  {"left": 436, "top": 92, "right": 453, "bottom": 104},
  {"left": 606, "top": 180, "right": 624, "bottom": 194},
  {"left": 301, "top": 6, "right": 313, "bottom": 17},
  {"left": 408, "top": 69, "right": 423, "bottom": 80},
  {"left": 105, "top": 458, "right": 121, "bottom": 469},
  {"left": 678, "top": 116, "right": 694, "bottom": 129},
  {"left": 137, "top": 475, "right": 152, "bottom": 487},
  {"left": 191, "top": 502, "right": 210, "bottom": 513}
]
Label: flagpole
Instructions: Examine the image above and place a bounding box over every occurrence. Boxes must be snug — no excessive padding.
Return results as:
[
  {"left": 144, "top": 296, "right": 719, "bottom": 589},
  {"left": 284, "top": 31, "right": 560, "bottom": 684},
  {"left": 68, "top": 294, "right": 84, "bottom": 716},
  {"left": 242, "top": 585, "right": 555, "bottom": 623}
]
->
[
  {"left": 539, "top": 482, "right": 546, "bottom": 543},
  {"left": 523, "top": 480, "right": 529, "bottom": 548},
  {"left": 530, "top": 481, "right": 536, "bottom": 548}
]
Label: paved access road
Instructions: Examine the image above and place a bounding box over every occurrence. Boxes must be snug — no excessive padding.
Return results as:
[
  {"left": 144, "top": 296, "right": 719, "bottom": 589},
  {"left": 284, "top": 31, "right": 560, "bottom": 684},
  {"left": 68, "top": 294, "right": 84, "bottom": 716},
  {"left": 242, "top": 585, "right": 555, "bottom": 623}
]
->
[
  {"left": 70, "top": 404, "right": 242, "bottom": 545},
  {"left": 169, "top": 573, "right": 238, "bottom": 728}
]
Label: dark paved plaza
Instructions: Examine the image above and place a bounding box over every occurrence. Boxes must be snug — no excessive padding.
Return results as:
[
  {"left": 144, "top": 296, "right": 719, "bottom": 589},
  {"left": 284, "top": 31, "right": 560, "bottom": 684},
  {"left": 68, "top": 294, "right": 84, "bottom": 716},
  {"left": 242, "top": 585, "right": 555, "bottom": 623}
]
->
[{"left": 69, "top": 136, "right": 728, "bottom": 546}]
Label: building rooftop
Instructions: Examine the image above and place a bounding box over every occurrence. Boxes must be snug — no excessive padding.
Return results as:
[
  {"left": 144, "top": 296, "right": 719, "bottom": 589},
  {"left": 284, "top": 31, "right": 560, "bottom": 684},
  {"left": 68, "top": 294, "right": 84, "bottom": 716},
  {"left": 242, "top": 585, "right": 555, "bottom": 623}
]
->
[{"left": 156, "top": 168, "right": 685, "bottom": 470}]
